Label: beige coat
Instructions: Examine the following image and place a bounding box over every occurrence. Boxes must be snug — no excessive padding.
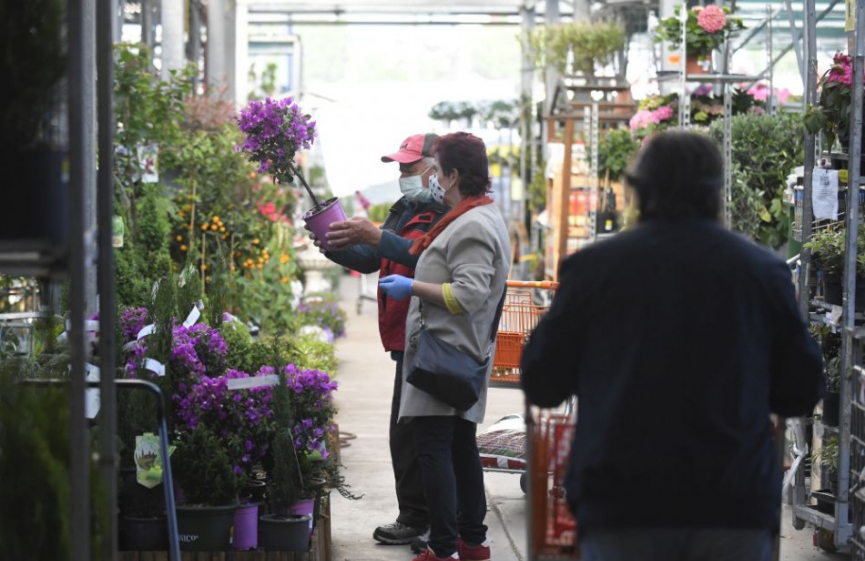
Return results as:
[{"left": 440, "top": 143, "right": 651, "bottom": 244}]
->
[{"left": 398, "top": 203, "right": 511, "bottom": 424}]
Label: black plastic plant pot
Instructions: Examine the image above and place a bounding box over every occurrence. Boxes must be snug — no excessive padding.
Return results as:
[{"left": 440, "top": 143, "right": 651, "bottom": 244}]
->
[
  {"left": 258, "top": 514, "right": 312, "bottom": 552},
  {"left": 0, "top": 148, "right": 69, "bottom": 253},
  {"left": 176, "top": 504, "right": 238, "bottom": 551},
  {"left": 119, "top": 515, "right": 168, "bottom": 551},
  {"left": 822, "top": 273, "right": 865, "bottom": 311},
  {"left": 822, "top": 392, "right": 841, "bottom": 427}
]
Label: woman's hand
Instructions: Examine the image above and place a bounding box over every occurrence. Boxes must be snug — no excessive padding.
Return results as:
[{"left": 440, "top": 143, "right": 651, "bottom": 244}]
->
[{"left": 378, "top": 275, "right": 414, "bottom": 301}]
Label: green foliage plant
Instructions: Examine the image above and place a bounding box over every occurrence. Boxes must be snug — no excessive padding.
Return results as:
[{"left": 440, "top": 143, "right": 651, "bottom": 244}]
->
[
  {"left": 172, "top": 425, "right": 239, "bottom": 506},
  {"left": 654, "top": 5, "right": 745, "bottom": 57},
  {"left": 709, "top": 112, "right": 804, "bottom": 248},
  {"left": 597, "top": 128, "right": 640, "bottom": 183},
  {"left": 527, "top": 21, "right": 625, "bottom": 78}
]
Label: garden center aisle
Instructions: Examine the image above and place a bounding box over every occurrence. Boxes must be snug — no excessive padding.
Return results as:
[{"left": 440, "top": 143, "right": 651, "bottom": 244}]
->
[
  {"left": 330, "top": 272, "right": 528, "bottom": 561},
  {"left": 327, "top": 272, "right": 835, "bottom": 561}
]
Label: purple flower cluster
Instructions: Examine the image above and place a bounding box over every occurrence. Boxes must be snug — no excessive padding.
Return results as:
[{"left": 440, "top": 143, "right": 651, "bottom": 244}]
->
[
  {"left": 237, "top": 97, "right": 317, "bottom": 177},
  {"left": 176, "top": 368, "right": 276, "bottom": 475},
  {"left": 299, "top": 299, "right": 347, "bottom": 338},
  {"left": 120, "top": 307, "right": 149, "bottom": 340},
  {"left": 284, "top": 363, "right": 338, "bottom": 457}
]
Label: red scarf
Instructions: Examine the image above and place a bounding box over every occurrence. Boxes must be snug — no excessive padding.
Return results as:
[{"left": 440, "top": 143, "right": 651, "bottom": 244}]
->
[{"left": 409, "top": 195, "right": 495, "bottom": 256}]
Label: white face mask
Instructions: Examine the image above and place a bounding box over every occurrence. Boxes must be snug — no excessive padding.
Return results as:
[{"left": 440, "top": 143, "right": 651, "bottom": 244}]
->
[
  {"left": 398, "top": 172, "right": 432, "bottom": 203},
  {"left": 428, "top": 175, "right": 446, "bottom": 204}
]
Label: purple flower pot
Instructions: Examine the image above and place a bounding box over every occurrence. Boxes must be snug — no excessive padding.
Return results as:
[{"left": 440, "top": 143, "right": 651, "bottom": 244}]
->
[
  {"left": 302, "top": 197, "right": 347, "bottom": 252},
  {"left": 233, "top": 503, "right": 259, "bottom": 550},
  {"left": 290, "top": 498, "right": 316, "bottom": 538}
]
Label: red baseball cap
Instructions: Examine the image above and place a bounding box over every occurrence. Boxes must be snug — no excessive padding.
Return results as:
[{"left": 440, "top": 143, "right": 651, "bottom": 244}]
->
[{"left": 381, "top": 133, "right": 439, "bottom": 164}]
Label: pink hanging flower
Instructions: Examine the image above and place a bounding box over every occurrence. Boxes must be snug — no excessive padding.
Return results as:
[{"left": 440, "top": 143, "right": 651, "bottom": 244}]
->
[{"left": 697, "top": 5, "right": 727, "bottom": 34}]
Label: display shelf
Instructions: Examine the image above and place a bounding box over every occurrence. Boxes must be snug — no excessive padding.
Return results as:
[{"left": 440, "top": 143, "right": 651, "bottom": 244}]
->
[
  {"left": 656, "top": 71, "right": 764, "bottom": 83},
  {"left": 794, "top": 504, "right": 845, "bottom": 532}
]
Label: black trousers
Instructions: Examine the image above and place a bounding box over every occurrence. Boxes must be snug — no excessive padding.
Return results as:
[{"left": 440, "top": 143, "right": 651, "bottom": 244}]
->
[
  {"left": 412, "top": 415, "right": 488, "bottom": 558},
  {"left": 391, "top": 359, "right": 429, "bottom": 529}
]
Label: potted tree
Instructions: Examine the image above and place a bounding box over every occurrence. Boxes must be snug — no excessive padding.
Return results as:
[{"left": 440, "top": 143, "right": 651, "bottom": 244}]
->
[
  {"left": 259, "top": 346, "right": 312, "bottom": 552},
  {"left": 172, "top": 425, "right": 239, "bottom": 551},
  {"left": 806, "top": 226, "right": 845, "bottom": 305},
  {"left": 527, "top": 21, "right": 625, "bottom": 88}
]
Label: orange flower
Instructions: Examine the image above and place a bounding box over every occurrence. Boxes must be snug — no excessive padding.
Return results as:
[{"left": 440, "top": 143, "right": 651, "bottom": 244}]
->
[
  {"left": 280, "top": 253, "right": 289, "bottom": 264},
  {"left": 180, "top": 245, "right": 187, "bottom": 252}
]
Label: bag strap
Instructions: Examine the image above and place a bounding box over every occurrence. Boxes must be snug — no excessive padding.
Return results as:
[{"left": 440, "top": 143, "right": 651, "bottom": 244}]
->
[{"left": 418, "top": 284, "right": 507, "bottom": 346}]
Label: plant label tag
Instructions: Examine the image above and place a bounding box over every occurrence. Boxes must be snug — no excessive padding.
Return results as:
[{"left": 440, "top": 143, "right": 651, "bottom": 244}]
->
[
  {"left": 812, "top": 168, "right": 839, "bottom": 220},
  {"left": 144, "top": 358, "right": 166, "bottom": 377}
]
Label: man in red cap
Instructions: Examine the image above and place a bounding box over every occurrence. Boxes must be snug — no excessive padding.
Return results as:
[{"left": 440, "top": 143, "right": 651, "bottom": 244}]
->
[{"left": 311, "top": 133, "right": 449, "bottom": 549}]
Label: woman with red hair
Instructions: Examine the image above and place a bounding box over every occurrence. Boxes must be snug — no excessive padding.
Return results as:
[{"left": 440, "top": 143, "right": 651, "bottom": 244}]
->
[{"left": 379, "top": 132, "right": 511, "bottom": 561}]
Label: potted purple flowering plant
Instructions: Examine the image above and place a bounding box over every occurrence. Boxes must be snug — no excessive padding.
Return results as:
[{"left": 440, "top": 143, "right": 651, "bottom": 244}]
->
[{"left": 237, "top": 98, "right": 347, "bottom": 251}]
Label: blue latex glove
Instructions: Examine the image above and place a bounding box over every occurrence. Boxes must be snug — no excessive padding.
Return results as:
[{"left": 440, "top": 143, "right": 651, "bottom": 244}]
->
[{"left": 378, "top": 274, "right": 414, "bottom": 301}]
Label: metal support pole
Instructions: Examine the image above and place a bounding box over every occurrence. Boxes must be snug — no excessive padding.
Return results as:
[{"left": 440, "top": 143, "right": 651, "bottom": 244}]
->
[
  {"left": 68, "top": 0, "right": 95, "bottom": 557},
  {"left": 680, "top": 5, "right": 690, "bottom": 128},
  {"left": 782, "top": 0, "right": 806, "bottom": 86},
  {"left": 207, "top": 0, "right": 226, "bottom": 90},
  {"left": 731, "top": 7, "right": 783, "bottom": 54},
  {"left": 767, "top": 5, "right": 776, "bottom": 115},
  {"left": 97, "top": 0, "right": 118, "bottom": 558},
  {"left": 161, "top": 0, "right": 185, "bottom": 80},
  {"left": 723, "top": 82, "right": 733, "bottom": 228},
  {"left": 141, "top": 0, "right": 154, "bottom": 50},
  {"left": 836, "top": 0, "right": 865, "bottom": 547},
  {"left": 519, "top": 4, "right": 535, "bottom": 240},
  {"left": 590, "top": 102, "right": 599, "bottom": 242},
  {"left": 797, "top": 0, "right": 817, "bottom": 322}
]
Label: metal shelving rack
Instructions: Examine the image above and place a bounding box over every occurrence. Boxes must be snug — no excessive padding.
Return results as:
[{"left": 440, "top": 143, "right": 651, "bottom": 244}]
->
[{"left": 790, "top": 0, "right": 865, "bottom": 552}]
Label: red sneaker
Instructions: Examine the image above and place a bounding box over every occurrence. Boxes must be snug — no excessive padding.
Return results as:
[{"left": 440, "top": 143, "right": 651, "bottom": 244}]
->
[
  {"left": 458, "top": 538, "right": 491, "bottom": 561},
  {"left": 412, "top": 547, "right": 458, "bottom": 561}
]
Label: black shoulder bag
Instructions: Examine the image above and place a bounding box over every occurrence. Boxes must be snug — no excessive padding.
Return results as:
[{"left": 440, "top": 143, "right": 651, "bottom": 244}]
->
[{"left": 406, "top": 290, "right": 507, "bottom": 412}]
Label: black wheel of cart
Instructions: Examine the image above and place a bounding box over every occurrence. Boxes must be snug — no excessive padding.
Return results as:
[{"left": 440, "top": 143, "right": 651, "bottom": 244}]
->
[{"left": 816, "top": 529, "right": 838, "bottom": 552}]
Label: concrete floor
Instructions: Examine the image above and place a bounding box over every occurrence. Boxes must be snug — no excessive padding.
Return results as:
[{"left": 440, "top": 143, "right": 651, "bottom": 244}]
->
[{"left": 329, "top": 272, "right": 848, "bottom": 561}]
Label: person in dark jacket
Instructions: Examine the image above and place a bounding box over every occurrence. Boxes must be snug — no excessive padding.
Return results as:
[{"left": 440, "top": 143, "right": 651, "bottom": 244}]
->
[
  {"left": 520, "top": 131, "right": 824, "bottom": 561},
  {"left": 310, "top": 134, "right": 448, "bottom": 547}
]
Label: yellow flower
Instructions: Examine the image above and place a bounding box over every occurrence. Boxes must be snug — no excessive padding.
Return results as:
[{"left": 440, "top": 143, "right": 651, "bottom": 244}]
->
[
  {"left": 180, "top": 245, "right": 187, "bottom": 252},
  {"left": 211, "top": 224, "right": 219, "bottom": 231},
  {"left": 253, "top": 238, "right": 260, "bottom": 245},
  {"left": 212, "top": 215, "right": 220, "bottom": 222},
  {"left": 281, "top": 276, "right": 289, "bottom": 284},
  {"left": 280, "top": 253, "right": 289, "bottom": 264},
  {"left": 201, "top": 264, "right": 208, "bottom": 271},
  {"left": 257, "top": 263, "right": 263, "bottom": 269},
  {"left": 201, "top": 223, "right": 209, "bottom": 231},
  {"left": 176, "top": 235, "right": 183, "bottom": 242},
  {"left": 219, "top": 226, "right": 226, "bottom": 233}
]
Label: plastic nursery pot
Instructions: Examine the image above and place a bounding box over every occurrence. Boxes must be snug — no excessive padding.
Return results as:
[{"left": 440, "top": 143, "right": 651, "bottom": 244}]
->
[
  {"left": 302, "top": 197, "right": 347, "bottom": 252},
  {"left": 258, "top": 514, "right": 313, "bottom": 552},
  {"left": 175, "top": 504, "right": 238, "bottom": 551},
  {"left": 119, "top": 515, "right": 169, "bottom": 551},
  {"left": 233, "top": 503, "right": 259, "bottom": 551},
  {"left": 290, "top": 498, "right": 316, "bottom": 537}
]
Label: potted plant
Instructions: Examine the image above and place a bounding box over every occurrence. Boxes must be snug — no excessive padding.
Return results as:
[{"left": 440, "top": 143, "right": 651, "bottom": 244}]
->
[
  {"left": 806, "top": 224, "right": 865, "bottom": 308},
  {"left": 527, "top": 21, "right": 625, "bottom": 85},
  {"left": 655, "top": 5, "right": 745, "bottom": 75},
  {"left": 259, "top": 345, "right": 312, "bottom": 552},
  {"left": 236, "top": 98, "right": 346, "bottom": 251},
  {"left": 804, "top": 52, "right": 865, "bottom": 153},
  {"left": 822, "top": 357, "right": 841, "bottom": 427},
  {"left": 172, "top": 425, "right": 239, "bottom": 551},
  {"left": 811, "top": 433, "right": 840, "bottom": 496},
  {"left": 0, "top": 1, "right": 69, "bottom": 251}
]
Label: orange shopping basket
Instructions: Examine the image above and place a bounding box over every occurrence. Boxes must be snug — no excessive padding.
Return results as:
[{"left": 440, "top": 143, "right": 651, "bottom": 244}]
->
[{"left": 491, "top": 280, "right": 559, "bottom": 388}]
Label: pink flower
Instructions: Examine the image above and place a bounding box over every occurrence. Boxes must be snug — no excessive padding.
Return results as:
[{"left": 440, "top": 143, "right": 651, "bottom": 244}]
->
[
  {"left": 698, "top": 5, "right": 727, "bottom": 34},
  {"left": 629, "top": 110, "right": 656, "bottom": 131},
  {"left": 653, "top": 106, "right": 673, "bottom": 122}
]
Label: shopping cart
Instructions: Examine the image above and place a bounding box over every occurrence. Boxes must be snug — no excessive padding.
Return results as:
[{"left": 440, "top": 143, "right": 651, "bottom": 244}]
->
[{"left": 478, "top": 281, "right": 559, "bottom": 494}]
